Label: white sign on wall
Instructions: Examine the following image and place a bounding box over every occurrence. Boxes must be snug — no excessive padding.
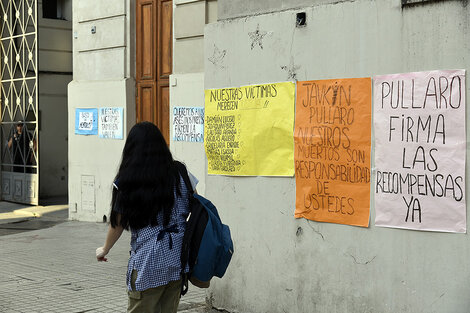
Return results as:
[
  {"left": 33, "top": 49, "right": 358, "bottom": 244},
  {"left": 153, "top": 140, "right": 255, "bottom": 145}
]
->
[
  {"left": 75, "top": 108, "right": 98, "bottom": 135},
  {"left": 374, "top": 69, "right": 466, "bottom": 233},
  {"left": 172, "top": 106, "right": 204, "bottom": 142},
  {"left": 99, "top": 107, "right": 124, "bottom": 139},
  {"left": 78, "top": 112, "right": 93, "bottom": 131}
]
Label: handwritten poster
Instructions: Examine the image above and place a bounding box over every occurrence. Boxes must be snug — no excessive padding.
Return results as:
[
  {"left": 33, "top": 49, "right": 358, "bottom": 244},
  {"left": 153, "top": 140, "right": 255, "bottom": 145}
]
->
[
  {"left": 374, "top": 70, "right": 466, "bottom": 233},
  {"left": 99, "top": 107, "right": 124, "bottom": 139},
  {"left": 204, "top": 82, "right": 295, "bottom": 176},
  {"left": 173, "top": 107, "right": 204, "bottom": 142},
  {"left": 75, "top": 108, "right": 98, "bottom": 135},
  {"left": 294, "top": 78, "right": 372, "bottom": 227}
]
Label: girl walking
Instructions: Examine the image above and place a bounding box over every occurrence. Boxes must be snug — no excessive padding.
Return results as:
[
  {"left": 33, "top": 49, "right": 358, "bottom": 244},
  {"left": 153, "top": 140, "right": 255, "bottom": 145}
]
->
[{"left": 96, "top": 122, "right": 197, "bottom": 313}]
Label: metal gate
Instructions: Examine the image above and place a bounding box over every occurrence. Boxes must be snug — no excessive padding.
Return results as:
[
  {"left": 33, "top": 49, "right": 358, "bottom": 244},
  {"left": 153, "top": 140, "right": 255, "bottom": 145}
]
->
[{"left": 0, "top": 0, "right": 38, "bottom": 205}]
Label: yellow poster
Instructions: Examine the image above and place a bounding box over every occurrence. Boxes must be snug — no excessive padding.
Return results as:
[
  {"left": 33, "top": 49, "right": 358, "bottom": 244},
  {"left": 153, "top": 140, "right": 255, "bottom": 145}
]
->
[{"left": 204, "top": 82, "right": 295, "bottom": 176}]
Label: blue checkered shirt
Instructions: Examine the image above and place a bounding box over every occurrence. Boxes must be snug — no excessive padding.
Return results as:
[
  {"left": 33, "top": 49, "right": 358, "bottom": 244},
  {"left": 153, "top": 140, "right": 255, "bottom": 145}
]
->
[{"left": 124, "top": 175, "right": 194, "bottom": 291}]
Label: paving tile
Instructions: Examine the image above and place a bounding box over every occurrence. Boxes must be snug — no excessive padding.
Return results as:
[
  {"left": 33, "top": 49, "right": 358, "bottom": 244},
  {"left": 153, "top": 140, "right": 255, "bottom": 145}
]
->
[{"left": 0, "top": 221, "right": 210, "bottom": 312}]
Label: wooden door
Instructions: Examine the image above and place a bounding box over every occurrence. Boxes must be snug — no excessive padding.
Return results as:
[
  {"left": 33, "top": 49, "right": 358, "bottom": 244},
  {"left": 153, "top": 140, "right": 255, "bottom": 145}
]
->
[{"left": 136, "top": 0, "right": 172, "bottom": 143}]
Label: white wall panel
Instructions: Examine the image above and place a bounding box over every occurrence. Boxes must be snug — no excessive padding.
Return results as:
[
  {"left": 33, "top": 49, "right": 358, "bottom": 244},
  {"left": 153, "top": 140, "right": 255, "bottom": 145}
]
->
[{"left": 205, "top": 0, "right": 470, "bottom": 312}]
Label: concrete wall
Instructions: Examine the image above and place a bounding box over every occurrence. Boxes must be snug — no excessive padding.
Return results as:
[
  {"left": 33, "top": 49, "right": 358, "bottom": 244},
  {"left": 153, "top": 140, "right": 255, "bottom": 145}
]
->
[
  {"left": 68, "top": 79, "right": 135, "bottom": 221},
  {"left": 68, "top": 0, "right": 135, "bottom": 221},
  {"left": 205, "top": 0, "right": 470, "bottom": 312},
  {"left": 171, "top": 0, "right": 217, "bottom": 193},
  {"left": 68, "top": 0, "right": 214, "bottom": 220},
  {"left": 38, "top": 2, "right": 72, "bottom": 198},
  {"left": 73, "top": 0, "right": 131, "bottom": 81},
  {"left": 218, "top": 0, "right": 350, "bottom": 20}
]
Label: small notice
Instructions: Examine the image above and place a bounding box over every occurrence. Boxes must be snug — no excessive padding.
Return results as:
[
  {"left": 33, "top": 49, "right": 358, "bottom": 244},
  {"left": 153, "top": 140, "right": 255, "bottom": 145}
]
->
[
  {"left": 294, "top": 77, "right": 372, "bottom": 227},
  {"left": 374, "top": 69, "right": 466, "bottom": 233},
  {"left": 99, "top": 107, "right": 124, "bottom": 139},
  {"left": 173, "top": 107, "right": 204, "bottom": 142},
  {"left": 75, "top": 108, "right": 98, "bottom": 135}
]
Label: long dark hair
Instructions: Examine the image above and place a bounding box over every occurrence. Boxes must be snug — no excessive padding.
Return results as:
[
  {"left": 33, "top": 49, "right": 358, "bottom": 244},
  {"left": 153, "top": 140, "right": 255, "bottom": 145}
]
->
[{"left": 110, "top": 122, "right": 181, "bottom": 230}]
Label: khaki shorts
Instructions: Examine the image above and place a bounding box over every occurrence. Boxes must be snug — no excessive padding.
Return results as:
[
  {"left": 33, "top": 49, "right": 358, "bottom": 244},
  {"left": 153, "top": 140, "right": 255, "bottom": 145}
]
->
[{"left": 128, "top": 270, "right": 182, "bottom": 313}]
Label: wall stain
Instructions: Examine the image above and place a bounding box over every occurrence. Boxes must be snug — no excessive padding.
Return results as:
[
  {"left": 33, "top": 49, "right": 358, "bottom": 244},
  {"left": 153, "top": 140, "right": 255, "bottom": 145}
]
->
[
  {"left": 280, "top": 57, "right": 300, "bottom": 81},
  {"left": 306, "top": 220, "right": 325, "bottom": 241},
  {"left": 427, "top": 292, "right": 446, "bottom": 309},
  {"left": 346, "top": 253, "right": 377, "bottom": 265}
]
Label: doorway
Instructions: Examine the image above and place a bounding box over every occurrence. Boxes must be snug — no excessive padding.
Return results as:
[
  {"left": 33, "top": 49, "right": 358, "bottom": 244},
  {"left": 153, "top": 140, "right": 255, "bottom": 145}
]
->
[
  {"left": 136, "top": 0, "right": 172, "bottom": 143},
  {"left": 0, "top": 0, "right": 39, "bottom": 205}
]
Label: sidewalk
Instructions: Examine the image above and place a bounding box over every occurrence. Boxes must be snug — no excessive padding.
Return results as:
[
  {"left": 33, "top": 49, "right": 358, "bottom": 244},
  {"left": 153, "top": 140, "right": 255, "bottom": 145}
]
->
[
  {"left": 0, "top": 218, "right": 209, "bottom": 312},
  {"left": 0, "top": 200, "right": 69, "bottom": 236}
]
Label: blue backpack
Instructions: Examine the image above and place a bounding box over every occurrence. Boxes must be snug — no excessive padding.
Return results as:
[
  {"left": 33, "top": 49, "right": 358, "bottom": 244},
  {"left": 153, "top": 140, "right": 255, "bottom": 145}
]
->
[{"left": 176, "top": 162, "right": 234, "bottom": 295}]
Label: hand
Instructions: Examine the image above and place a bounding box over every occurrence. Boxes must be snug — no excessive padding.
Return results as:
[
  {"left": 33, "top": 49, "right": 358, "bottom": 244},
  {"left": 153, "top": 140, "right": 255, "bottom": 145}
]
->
[{"left": 96, "top": 246, "right": 109, "bottom": 262}]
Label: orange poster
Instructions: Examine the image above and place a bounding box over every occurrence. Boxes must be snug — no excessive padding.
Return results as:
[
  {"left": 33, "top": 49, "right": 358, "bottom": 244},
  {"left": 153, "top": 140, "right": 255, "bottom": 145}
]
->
[{"left": 294, "top": 78, "right": 372, "bottom": 227}]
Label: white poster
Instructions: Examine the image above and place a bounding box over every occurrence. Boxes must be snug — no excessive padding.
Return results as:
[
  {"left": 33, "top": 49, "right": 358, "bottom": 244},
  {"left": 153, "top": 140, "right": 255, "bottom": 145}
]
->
[
  {"left": 78, "top": 112, "right": 93, "bottom": 131},
  {"left": 99, "top": 107, "right": 124, "bottom": 139},
  {"left": 172, "top": 107, "right": 204, "bottom": 142},
  {"left": 374, "top": 69, "right": 466, "bottom": 233}
]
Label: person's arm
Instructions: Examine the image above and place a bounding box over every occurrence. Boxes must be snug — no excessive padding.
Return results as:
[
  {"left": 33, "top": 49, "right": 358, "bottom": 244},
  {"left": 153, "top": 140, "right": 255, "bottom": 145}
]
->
[
  {"left": 7, "top": 131, "right": 16, "bottom": 149},
  {"left": 96, "top": 215, "right": 124, "bottom": 262},
  {"left": 32, "top": 134, "right": 37, "bottom": 152},
  {"left": 30, "top": 135, "right": 37, "bottom": 164}
]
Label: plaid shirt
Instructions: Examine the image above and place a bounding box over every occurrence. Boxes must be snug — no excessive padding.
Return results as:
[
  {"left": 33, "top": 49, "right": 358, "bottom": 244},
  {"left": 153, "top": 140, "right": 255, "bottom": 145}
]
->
[{"left": 124, "top": 173, "right": 197, "bottom": 291}]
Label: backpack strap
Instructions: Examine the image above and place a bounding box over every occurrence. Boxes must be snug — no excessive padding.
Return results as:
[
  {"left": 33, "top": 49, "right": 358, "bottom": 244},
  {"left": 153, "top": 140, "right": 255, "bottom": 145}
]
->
[
  {"left": 174, "top": 160, "right": 192, "bottom": 296},
  {"left": 175, "top": 161, "right": 194, "bottom": 195}
]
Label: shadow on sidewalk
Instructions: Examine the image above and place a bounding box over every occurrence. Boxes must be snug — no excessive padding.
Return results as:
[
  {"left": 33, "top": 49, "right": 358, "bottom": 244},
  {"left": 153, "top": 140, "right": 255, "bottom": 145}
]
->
[{"left": 0, "top": 197, "right": 68, "bottom": 236}]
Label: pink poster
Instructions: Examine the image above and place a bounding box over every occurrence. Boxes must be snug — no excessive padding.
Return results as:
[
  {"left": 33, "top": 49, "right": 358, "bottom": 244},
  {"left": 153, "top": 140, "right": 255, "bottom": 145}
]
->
[{"left": 374, "top": 69, "right": 466, "bottom": 233}]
